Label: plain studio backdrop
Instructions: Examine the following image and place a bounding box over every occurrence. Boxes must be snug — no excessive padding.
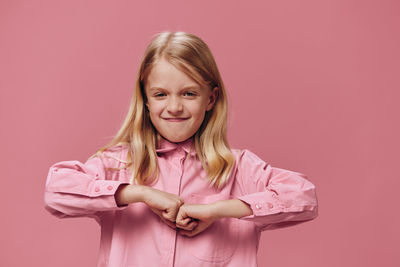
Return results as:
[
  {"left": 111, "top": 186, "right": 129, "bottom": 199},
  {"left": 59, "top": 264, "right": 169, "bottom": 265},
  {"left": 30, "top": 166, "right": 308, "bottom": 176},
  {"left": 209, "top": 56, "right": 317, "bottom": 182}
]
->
[{"left": 0, "top": 0, "right": 399, "bottom": 266}]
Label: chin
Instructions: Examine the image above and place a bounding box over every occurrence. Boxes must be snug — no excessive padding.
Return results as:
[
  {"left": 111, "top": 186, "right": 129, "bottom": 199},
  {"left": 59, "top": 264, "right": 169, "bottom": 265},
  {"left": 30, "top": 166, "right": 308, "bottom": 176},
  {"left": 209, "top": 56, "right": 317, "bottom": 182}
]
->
[
  {"left": 162, "top": 135, "right": 189, "bottom": 143},
  {"left": 169, "top": 137, "right": 186, "bottom": 143}
]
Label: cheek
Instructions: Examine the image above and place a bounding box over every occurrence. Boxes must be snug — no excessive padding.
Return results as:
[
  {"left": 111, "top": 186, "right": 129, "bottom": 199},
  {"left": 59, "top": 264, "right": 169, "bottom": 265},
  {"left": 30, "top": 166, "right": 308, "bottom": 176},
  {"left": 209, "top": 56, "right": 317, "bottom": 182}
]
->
[
  {"left": 193, "top": 102, "right": 207, "bottom": 114},
  {"left": 191, "top": 106, "right": 207, "bottom": 120},
  {"left": 147, "top": 102, "right": 163, "bottom": 114}
]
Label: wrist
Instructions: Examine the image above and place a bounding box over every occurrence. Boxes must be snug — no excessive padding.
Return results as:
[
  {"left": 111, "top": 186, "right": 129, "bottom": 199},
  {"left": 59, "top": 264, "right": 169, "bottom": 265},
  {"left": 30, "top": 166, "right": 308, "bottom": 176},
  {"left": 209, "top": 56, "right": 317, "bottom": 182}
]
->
[
  {"left": 129, "top": 184, "right": 148, "bottom": 203},
  {"left": 115, "top": 184, "right": 148, "bottom": 205},
  {"left": 137, "top": 185, "right": 153, "bottom": 204}
]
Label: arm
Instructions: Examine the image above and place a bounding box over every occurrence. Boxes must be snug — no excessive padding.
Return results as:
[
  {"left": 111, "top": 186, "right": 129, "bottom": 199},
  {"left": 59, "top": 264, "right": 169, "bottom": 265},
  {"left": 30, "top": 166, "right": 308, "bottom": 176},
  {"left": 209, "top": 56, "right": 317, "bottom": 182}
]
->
[
  {"left": 210, "top": 199, "right": 253, "bottom": 219},
  {"left": 44, "top": 150, "right": 133, "bottom": 220},
  {"left": 175, "top": 198, "right": 253, "bottom": 237},
  {"left": 226, "top": 149, "right": 319, "bottom": 231},
  {"left": 114, "top": 184, "right": 148, "bottom": 207},
  {"left": 119, "top": 183, "right": 188, "bottom": 230}
]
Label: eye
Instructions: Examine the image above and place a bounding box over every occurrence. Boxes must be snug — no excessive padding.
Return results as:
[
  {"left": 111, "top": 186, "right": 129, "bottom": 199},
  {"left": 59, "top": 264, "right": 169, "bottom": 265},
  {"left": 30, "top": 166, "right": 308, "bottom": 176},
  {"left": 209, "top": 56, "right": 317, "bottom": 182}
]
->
[
  {"left": 154, "top": 93, "right": 166, "bottom": 97},
  {"left": 184, "top": 91, "right": 196, "bottom": 97}
]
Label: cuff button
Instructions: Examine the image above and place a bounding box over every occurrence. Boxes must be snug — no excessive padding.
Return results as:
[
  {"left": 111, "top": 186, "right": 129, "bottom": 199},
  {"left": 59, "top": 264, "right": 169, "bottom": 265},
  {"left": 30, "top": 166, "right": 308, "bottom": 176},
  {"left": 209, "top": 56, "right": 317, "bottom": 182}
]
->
[
  {"left": 107, "top": 185, "right": 113, "bottom": 191},
  {"left": 267, "top": 203, "right": 274, "bottom": 209},
  {"left": 95, "top": 187, "right": 100, "bottom": 192},
  {"left": 255, "top": 204, "right": 261, "bottom": 209}
]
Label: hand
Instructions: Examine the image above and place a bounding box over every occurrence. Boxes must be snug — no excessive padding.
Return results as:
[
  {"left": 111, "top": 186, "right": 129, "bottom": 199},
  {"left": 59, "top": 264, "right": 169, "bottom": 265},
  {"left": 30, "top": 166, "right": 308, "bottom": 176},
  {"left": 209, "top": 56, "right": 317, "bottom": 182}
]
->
[
  {"left": 143, "top": 187, "right": 185, "bottom": 229},
  {"left": 175, "top": 203, "right": 217, "bottom": 237}
]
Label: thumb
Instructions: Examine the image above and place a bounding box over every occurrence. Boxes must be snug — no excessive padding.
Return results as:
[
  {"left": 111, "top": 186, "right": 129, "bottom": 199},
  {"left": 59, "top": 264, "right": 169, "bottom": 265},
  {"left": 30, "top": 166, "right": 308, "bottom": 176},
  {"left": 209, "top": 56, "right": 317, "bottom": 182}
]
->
[
  {"left": 176, "top": 207, "right": 189, "bottom": 226},
  {"left": 162, "top": 210, "right": 175, "bottom": 222}
]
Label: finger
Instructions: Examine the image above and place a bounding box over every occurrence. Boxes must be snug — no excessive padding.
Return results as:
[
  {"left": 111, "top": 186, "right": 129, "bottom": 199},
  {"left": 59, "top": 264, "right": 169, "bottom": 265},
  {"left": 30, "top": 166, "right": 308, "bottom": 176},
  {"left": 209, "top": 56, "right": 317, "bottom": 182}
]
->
[
  {"left": 178, "top": 229, "right": 195, "bottom": 237},
  {"left": 150, "top": 206, "right": 164, "bottom": 215},
  {"left": 176, "top": 219, "right": 197, "bottom": 231},
  {"left": 179, "top": 221, "right": 207, "bottom": 237},
  {"left": 151, "top": 208, "right": 177, "bottom": 229},
  {"left": 160, "top": 217, "right": 177, "bottom": 229},
  {"left": 177, "top": 220, "right": 198, "bottom": 231},
  {"left": 186, "top": 220, "right": 198, "bottom": 231},
  {"left": 176, "top": 217, "right": 191, "bottom": 227},
  {"left": 175, "top": 207, "right": 189, "bottom": 225},
  {"left": 162, "top": 210, "right": 176, "bottom": 223},
  {"left": 178, "top": 225, "right": 199, "bottom": 237},
  {"left": 165, "top": 221, "right": 177, "bottom": 229}
]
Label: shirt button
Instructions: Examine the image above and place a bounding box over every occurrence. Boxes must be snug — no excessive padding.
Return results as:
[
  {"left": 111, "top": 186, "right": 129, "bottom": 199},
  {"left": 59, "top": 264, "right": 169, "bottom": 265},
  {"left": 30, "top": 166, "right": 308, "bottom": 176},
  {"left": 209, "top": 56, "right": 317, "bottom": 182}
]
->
[
  {"left": 95, "top": 187, "right": 100, "bottom": 192},
  {"left": 107, "top": 185, "right": 113, "bottom": 191}
]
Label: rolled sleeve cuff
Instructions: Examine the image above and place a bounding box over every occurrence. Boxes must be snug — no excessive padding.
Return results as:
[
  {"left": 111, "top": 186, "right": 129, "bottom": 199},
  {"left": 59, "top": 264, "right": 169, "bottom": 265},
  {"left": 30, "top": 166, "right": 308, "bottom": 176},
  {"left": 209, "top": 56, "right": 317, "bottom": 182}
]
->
[
  {"left": 91, "top": 180, "right": 130, "bottom": 210},
  {"left": 237, "top": 191, "right": 281, "bottom": 219},
  {"left": 237, "top": 192, "right": 317, "bottom": 221}
]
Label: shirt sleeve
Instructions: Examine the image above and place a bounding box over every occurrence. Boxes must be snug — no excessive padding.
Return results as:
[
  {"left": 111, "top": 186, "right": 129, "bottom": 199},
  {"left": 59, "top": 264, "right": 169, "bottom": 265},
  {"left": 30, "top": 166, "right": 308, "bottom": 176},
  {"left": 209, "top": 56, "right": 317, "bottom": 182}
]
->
[
  {"left": 234, "top": 149, "right": 318, "bottom": 231},
  {"left": 44, "top": 150, "right": 130, "bottom": 221}
]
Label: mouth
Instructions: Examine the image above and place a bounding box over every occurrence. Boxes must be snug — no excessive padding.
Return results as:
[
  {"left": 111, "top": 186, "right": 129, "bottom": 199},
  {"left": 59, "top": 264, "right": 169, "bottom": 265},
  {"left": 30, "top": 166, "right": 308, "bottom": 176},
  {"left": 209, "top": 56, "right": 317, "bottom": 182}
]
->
[{"left": 163, "top": 118, "right": 189, "bottom": 122}]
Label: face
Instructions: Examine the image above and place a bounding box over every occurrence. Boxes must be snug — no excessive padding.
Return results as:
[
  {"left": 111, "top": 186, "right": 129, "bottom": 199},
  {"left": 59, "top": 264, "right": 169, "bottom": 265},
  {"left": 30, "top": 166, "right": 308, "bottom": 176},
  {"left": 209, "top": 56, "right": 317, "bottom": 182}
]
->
[{"left": 144, "top": 57, "right": 218, "bottom": 143}]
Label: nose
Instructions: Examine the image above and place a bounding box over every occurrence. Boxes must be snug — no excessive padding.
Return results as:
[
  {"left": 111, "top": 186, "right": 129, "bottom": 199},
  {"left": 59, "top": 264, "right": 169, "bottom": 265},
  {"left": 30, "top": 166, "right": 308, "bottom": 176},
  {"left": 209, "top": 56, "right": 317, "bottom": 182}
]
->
[{"left": 167, "top": 96, "right": 183, "bottom": 113}]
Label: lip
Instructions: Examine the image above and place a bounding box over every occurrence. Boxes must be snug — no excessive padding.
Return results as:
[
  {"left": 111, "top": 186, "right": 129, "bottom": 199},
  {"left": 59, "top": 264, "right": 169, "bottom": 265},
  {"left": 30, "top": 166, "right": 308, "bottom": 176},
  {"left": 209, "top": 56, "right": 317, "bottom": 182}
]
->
[{"left": 163, "top": 118, "right": 189, "bottom": 122}]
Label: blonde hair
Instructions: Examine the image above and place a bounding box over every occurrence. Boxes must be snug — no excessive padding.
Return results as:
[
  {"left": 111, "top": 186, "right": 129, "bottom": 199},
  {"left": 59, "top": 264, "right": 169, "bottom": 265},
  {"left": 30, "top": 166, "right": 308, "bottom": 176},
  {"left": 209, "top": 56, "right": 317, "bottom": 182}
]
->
[{"left": 90, "top": 31, "right": 236, "bottom": 189}]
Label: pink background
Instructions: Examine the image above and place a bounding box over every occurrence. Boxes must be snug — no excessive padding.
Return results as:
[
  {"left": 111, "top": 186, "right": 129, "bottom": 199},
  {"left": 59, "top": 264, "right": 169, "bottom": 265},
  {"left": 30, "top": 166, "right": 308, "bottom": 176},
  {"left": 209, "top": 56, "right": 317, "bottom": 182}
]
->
[{"left": 1, "top": 0, "right": 399, "bottom": 266}]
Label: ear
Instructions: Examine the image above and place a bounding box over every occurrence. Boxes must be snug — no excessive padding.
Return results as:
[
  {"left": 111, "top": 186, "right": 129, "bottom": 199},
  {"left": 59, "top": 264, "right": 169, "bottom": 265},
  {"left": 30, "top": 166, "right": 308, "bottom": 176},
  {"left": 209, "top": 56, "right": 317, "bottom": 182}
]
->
[
  {"left": 144, "top": 95, "right": 149, "bottom": 110},
  {"left": 206, "top": 87, "right": 219, "bottom": 111}
]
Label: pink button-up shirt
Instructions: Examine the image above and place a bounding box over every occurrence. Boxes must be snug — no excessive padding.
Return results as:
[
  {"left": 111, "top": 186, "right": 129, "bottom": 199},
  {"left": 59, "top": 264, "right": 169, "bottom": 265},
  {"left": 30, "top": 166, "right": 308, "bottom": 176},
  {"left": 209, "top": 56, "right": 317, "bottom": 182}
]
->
[{"left": 44, "top": 136, "right": 318, "bottom": 267}]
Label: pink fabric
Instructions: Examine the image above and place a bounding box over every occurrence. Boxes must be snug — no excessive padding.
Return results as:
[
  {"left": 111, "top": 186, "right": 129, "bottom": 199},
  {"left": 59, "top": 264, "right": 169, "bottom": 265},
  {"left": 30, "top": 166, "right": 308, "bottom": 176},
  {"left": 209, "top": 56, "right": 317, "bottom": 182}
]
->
[{"left": 44, "top": 136, "right": 318, "bottom": 267}]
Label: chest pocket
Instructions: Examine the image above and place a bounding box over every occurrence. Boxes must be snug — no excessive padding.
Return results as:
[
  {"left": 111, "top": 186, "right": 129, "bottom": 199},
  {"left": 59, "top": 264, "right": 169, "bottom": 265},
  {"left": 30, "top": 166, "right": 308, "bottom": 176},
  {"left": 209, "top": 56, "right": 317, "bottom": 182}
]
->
[{"left": 180, "top": 193, "right": 239, "bottom": 264}]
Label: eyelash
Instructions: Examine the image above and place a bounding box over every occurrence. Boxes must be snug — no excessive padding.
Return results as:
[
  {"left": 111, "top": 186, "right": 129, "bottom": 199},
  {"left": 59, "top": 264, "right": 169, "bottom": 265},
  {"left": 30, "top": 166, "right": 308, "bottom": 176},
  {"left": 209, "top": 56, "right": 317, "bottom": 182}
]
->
[{"left": 154, "top": 92, "right": 196, "bottom": 97}]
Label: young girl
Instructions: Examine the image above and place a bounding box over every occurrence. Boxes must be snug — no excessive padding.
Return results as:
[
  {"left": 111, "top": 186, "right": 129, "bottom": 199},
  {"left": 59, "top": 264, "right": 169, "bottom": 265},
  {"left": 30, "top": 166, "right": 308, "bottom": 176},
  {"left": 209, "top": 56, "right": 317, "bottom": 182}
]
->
[{"left": 44, "top": 31, "right": 318, "bottom": 267}]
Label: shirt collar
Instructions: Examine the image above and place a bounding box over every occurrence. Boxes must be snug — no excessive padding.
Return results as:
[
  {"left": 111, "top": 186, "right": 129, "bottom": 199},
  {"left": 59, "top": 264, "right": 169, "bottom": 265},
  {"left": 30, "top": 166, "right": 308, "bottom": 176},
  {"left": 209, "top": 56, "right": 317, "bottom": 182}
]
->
[{"left": 156, "top": 136, "right": 197, "bottom": 156}]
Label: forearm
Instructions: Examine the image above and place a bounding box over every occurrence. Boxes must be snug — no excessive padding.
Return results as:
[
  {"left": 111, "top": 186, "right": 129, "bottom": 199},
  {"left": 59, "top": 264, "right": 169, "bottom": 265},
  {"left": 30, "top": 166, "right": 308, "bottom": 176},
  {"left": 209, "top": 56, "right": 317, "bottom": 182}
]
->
[
  {"left": 114, "top": 184, "right": 148, "bottom": 206},
  {"left": 211, "top": 199, "right": 253, "bottom": 219}
]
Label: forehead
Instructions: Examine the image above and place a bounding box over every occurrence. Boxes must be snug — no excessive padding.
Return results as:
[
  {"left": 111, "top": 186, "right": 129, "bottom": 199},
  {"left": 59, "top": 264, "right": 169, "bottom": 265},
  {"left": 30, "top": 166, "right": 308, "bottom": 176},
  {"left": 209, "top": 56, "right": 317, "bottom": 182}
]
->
[{"left": 145, "top": 58, "right": 203, "bottom": 91}]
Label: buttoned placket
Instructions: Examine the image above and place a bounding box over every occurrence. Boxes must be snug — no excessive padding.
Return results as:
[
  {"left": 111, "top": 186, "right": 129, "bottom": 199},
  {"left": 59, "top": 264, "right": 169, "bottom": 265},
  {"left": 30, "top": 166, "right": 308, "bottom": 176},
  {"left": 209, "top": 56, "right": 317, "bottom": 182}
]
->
[
  {"left": 161, "top": 147, "right": 188, "bottom": 267},
  {"left": 173, "top": 147, "right": 187, "bottom": 267}
]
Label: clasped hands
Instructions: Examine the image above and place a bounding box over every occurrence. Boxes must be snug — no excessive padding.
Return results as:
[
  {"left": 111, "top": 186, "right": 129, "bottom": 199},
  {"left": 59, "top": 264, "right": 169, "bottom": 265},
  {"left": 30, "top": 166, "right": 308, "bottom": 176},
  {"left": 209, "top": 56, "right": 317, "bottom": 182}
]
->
[{"left": 144, "top": 187, "right": 218, "bottom": 237}]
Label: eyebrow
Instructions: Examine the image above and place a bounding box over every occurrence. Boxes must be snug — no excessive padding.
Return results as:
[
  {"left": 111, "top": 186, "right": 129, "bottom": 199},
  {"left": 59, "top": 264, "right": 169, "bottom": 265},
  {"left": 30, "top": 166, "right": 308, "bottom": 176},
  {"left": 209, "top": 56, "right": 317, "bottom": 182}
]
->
[{"left": 149, "top": 85, "right": 201, "bottom": 92}]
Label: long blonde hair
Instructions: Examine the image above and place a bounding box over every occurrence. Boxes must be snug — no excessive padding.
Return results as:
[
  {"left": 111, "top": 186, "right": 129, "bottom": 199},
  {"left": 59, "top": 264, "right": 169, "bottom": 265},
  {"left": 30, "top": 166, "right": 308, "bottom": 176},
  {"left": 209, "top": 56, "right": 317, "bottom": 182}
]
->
[{"left": 90, "top": 31, "right": 235, "bottom": 189}]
